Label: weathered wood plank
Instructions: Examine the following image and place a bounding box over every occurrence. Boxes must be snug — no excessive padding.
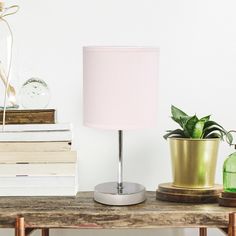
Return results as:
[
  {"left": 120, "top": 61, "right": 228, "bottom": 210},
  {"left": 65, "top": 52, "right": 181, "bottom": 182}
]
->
[{"left": 0, "top": 191, "right": 233, "bottom": 229}]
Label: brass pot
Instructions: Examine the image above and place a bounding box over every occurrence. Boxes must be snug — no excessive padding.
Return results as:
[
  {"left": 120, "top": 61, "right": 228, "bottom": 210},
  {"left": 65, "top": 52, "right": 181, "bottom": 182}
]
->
[{"left": 169, "top": 138, "right": 220, "bottom": 189}]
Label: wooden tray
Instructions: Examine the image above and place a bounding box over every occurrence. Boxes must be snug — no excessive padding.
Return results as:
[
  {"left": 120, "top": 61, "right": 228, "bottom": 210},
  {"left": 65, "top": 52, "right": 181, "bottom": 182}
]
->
[
  {"left": 219, "top": 192, "right": 236, "bottom": 207},
  {"left": 156, "top": 183, "right": 222, "bottom": 203}
]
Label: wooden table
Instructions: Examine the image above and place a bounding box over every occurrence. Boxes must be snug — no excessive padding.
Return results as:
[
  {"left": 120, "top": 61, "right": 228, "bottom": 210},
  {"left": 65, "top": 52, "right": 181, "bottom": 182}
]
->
[{"left": 0, "top": 191, "right": 235, "bottom": 236}]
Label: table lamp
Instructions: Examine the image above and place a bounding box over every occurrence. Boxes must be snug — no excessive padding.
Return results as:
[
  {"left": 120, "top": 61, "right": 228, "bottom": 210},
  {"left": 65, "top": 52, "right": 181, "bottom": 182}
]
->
[{"left": 83, "top": 46, "right": 159, "bottom": 205}]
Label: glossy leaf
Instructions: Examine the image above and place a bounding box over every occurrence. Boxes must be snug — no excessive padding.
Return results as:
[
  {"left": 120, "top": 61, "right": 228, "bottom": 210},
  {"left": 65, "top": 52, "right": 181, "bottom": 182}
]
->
[
  {"left": 205, "top": 132, "right": 222, "bottom": 139},
  {"left": 202, "top": 127, "right": 225, "bottom": 139},
  {"left": 184, "top": 115, "right": 198, "bottom": 137},
  {"left": 163, "top": 129, "right": 186, "bottom": 140},
  {"left": 204, "top": 120, "right": 224, "bottom": 130},
  {"left": 179, "top": 115, "right": 191, "bottom": 128},
  {"left": 200, "top": 115, "right": 211, "bottom": 123},
  {"left": 226, "top": 132, "right": 233, "bottom": 145},
  {"left": 192, "top": 120, "right": 205, "bottom": 138},
  {"left": 164, "top": 105, "right": 233, "bottom": 144},
  {"left": 171, "top": 105, "right": 188, "bottom": 123}
]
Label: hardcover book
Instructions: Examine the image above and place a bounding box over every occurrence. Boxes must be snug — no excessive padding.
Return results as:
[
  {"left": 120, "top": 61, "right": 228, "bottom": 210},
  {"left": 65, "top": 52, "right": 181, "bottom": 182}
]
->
[
  {"left": 0, "top": 109, "right": 56, "bottom": 124},
  {"left": 0, "top": 151, "right": 77, "bottom": 163},
  {"left": 0, "top": 186, "right": 77, "bottom": 196},
  {"left": 0, "top": 130, "right": 72, "bottom": 142},
  {"left": 0, "top": 123, "right": 71, "bottom": 132},
  {"left": 0, "top": 176, "right": 76, "bottom": 187},
  {"left": 0, "top": 163, "right": 76, "bottom": 176},
  {"left": 0, "top": 141, "right": 72, "bottom": 152}
]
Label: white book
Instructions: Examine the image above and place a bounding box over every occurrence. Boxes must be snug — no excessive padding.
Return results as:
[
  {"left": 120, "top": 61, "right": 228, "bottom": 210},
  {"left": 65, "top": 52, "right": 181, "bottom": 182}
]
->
[
  {"left": 0, "top": 130, "right": 72, "bottom": 142},
  {"left": 0, "top": 151, "right": 77, "bottom": 163},
  {"left": 0, "top": 141, "right": 71, "bottom": 152},
  {"left": 0, "top": 123, "right": 72, "bottom": 132},
  {"left": 0, "top": 186, "right": 77, "bottom": 196},
  {"left": 0, "top": 163, "right": 76, "bottom": 176},
  {"left": 0, "top": 176, "right": 76, "bottom": 187}
]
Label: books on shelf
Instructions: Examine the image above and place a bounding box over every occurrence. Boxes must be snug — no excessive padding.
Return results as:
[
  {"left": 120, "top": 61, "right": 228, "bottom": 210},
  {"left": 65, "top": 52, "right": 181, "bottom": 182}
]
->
[
  {"left": 0, "top": 109, "right": 56, "bottom": 124},
  {"left": 0, "top": 123, "right": 71, "bottom": 132},
  {"left": 0, "top": 157, "right": 78, "bottom": 195},
  {"left": 0, "top": 151, "right": 77, "bottom": 163},
  {"left": 0, "top": 175, "right": 78, "bottom": 196},
  {"left": 0, "top": 186, "right": 77, "bottom": 196},
  {"left": 0, "top": 141, "right": 71, "bottom": 152},
  {"left": 0, "top": 176, "right": 76, "bottom": 187},
  {"left": 0, "top": 118, "right": 78, "bottom": 196},
  {"left": 0, "top": 123, "right": 73, "bottom": 142},
  {"left": 0, "top": 130, "right": 73, "bottom": 142},
  {"left": 0, "top": 163, "right": 76, "bottom": 176}
]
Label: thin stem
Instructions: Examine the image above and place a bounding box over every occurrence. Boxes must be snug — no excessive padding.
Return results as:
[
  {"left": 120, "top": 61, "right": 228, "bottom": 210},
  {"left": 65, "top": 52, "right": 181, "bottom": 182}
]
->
[
  {"left": 0, "top": 5, "right": 19, "bottom": 131},
  {"left": 1, "top": 17, "right": 13, "bottom": 130},
  {"left": 118, "top": 130, "right": 123, "bottom": 193}
]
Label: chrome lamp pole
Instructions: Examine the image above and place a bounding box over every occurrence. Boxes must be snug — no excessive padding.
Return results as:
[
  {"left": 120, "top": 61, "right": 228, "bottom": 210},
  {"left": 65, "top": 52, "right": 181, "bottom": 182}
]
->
[{"left": 94, "top": 130, "right": 146, "bottom": 205}]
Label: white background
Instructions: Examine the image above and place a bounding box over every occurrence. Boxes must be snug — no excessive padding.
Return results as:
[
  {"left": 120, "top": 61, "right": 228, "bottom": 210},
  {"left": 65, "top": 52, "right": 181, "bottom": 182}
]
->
[{"left": 1, "top": 0, "right": 236, "bottom": 235}]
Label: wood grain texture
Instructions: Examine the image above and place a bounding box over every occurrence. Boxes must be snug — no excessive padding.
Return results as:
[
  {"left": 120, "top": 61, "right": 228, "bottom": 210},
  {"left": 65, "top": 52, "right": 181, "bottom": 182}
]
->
[
  {"left": 0, "top": 109, "right": 55, "bottom": 124},
  {"left": 156, "top": 190, "right": 219, "bottom": 203},
  {"left": 222, "top": 192, "right": 236, "bottom": 198},
  {"left": 157, "top": 183, "right": 222, "bottom": 203},
  {"left": 158, "top": 183, "right": 222, "bottom": 195},
  {"left": 219, "top": 192, "right": 236, "bottom": 207},
  {"left": 0, "top": 191, "right": 233, "bottom": 229}
]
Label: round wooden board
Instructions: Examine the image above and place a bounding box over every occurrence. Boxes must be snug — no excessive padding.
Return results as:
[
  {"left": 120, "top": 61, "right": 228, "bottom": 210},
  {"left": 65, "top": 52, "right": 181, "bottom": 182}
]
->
[
  {"left": 221, "top": 192, "right": 236, "bottom": 198},
  {"left": 158, "top": 183, "right": 222, "bottom": 195},
  {"left": 219, "top": 192, "right": 236, "bottom": 207},
  {"left": 156, "top": 183, "right": 222, "bottom": 203}
]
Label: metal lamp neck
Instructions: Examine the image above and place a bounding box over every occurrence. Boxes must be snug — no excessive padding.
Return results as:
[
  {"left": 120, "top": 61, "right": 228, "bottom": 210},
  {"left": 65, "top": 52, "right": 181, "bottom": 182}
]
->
[{"left": 118, "top": 130, "right": 123, "bottom": 192}]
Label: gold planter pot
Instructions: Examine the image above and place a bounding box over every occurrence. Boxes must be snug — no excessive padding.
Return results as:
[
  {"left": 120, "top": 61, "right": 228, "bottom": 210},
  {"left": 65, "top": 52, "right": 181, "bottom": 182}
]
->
[{"left": 169, "top": 138, "right": 220, "bottom": 189}]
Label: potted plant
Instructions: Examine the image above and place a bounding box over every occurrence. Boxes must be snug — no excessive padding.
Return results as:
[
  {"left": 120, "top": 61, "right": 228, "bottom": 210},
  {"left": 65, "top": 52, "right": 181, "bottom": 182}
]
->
[{"left": 164, "top": 105, "right": 232, "bottom": 189}]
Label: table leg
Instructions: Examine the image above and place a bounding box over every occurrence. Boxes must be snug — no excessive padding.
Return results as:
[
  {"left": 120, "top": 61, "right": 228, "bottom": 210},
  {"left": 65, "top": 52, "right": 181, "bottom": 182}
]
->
[
  {"left": 229, "top": 213, "right": 236, "bottom": 236},
  {"left": 199, "top": 227, "right": 207, "bottom": 236},
  {"left": 42, "top": 228, "right": 49, "bottom": 236},
  {"left": 25, "top": 229, "right": 37, "bottom": 236},
  {"left": 15, "top": 217, "right": 25, "bottom": 236}
]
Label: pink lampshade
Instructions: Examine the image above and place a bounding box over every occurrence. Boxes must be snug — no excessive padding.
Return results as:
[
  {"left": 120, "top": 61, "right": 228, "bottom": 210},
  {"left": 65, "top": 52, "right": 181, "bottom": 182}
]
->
[{"left": 83, "top": 46, "right": 159, "bottom": 130}]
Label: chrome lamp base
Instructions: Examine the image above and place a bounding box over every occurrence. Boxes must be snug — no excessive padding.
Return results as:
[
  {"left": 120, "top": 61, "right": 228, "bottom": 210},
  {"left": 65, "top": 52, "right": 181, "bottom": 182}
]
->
[{"left": 94, "top": 182, "right": 146, "bottom": 206}]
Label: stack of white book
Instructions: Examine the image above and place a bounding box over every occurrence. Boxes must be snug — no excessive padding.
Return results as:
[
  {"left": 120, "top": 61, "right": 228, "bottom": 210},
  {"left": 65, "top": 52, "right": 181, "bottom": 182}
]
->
[{"left": 0, "top": 123, "right": 77, "bottom": 196}]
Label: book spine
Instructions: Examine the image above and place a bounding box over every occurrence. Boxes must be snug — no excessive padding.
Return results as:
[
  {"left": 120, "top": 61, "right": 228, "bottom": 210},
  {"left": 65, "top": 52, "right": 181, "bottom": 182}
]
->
[
  {"left": 0, "top": 151, "right": 77, "bottom": 163},
  {"left": 0, "top": 109, "right": 56, "bottom": 124},
  {"left": 0, "top": 141, "right": 72, "bottom": 152},
  {"left": 0, "top": 187, "right": 77, "bottom": 196},
  {"left": 0, "top": 130, "right": 72, "bottom": 142},
  {"left": 0, "top": 123, "right": 72, "bottom": 132},
  {"left": 0, "top": 163, "right": 76, "bottom": 176},
  {"left": 0, "top": 176, "right": 76, "bottom": 187}
]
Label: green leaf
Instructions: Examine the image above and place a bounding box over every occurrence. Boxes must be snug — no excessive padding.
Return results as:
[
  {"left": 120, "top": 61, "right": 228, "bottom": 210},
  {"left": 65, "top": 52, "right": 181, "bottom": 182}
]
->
[
  {"left": 202, "top": 127, "right": 225, "bottom": 139},
  {"left": 184, "top": 115, "right": 199, "bottom": 138},
  {"left": 226, "top": 132, "right": 233, "bottom": 145},
  {"left": 192, "top": 120, "right": 205, "bottom": 138},
  {"left": 179, "top": 115, "right": 191, "bottom": 128},
  {"left": 163, "top": 129, "right": 186, "bottom": 140},
  {"left": 200, "top": 115, "right": 211, "bottom": 123},
  {"left": 164, "top": 105, "right": 231, "bottom": 142},
  {"left": 204, "top": 120, "right": 224, "bottom": 130},
  {"left": 171, "top": 105, "right": 188, "bottom": 123},
  {"left": 171, "top": 116, "right": 181, "bottom": 125},
  {"left": 205, "top": 132, "right": 222, "bottom": 139}
]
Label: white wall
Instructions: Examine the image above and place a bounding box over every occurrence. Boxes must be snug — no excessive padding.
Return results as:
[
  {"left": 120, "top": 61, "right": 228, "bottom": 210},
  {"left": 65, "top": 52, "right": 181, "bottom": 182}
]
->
[{"left": 1, "top": 0, "right": 236, "bottom": 235}]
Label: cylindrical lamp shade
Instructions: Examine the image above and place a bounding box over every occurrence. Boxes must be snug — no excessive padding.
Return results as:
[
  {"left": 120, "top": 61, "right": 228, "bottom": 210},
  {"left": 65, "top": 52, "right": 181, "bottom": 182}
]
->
[{"left": 83, "top": 47, "right": 159, "bottom": 130}]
